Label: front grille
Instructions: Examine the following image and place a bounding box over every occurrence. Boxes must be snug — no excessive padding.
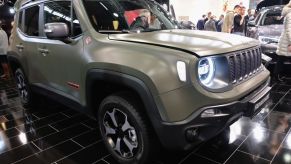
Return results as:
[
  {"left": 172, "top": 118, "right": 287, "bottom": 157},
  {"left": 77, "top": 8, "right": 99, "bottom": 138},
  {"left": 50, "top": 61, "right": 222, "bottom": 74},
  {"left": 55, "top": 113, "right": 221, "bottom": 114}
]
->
[{"left": 228, "top": 47, "right": 262, "bottom": 84}]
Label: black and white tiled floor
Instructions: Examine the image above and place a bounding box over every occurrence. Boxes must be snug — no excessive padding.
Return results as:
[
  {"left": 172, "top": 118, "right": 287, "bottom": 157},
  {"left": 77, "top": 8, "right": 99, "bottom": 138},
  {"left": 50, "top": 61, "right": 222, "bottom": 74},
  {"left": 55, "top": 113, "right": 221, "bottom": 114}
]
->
[{"left": 1, "top": 77, "right": 291, "bottom": 164}]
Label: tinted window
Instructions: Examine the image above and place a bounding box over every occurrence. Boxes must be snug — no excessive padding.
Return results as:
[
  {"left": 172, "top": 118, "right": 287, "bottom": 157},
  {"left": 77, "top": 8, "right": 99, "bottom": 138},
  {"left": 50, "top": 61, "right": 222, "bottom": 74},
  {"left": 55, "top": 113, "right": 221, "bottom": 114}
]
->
[
  {"left": 83, "top": 0, "right": 128, "bottom": 31},
  {"left": 18, "top": 10, "right": 23, "bottom": 31},
  {"left": 24, "top": 5, "right": 39, "bottom": 36},
  {"left": 72, "top": 8, "right": 82, "bottom": 37},
  {"left": 255, "top": 13, "right": 261, "bottom": 24},
  {"left": 82, "top": 0, "right": 177, "bottom": 33},
  {"left": 44, "top": 1, "right": 82, "bottom": 37},
  {"left": 262, "top": 12, "right": 283, "bottom": 26}
]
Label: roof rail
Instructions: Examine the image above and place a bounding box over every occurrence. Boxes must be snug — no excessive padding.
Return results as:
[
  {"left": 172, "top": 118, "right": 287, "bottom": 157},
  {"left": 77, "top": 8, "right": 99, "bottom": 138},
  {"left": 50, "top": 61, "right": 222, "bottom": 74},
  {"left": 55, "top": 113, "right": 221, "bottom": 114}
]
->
[{"left": 14, "top": 0, "right": 37, "bottom": 11}]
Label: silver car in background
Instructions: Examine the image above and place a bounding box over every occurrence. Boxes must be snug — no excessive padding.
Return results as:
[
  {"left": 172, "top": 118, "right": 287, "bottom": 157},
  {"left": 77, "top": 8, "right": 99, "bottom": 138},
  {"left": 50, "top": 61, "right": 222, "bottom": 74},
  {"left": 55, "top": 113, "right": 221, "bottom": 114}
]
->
[{"left": 247, "top": 5, "right": 283, "bottom": 64}]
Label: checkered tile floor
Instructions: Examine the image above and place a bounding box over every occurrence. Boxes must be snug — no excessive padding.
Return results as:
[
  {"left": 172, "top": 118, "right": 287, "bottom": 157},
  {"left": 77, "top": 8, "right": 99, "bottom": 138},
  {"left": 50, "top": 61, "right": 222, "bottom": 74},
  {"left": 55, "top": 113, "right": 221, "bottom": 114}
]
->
[{"left": 1, "top": 77, "right": 291, "bottom": 164}]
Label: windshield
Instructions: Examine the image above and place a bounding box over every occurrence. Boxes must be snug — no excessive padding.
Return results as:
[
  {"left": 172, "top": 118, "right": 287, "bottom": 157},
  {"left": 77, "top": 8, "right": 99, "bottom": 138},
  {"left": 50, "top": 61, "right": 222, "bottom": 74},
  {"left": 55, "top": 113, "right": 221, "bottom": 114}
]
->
[
  {"left": 261, "top": 12, "right": 283, "bottom": 26},
  {"left": 82, "top": 0, "right": 177, "bottom": 33}
]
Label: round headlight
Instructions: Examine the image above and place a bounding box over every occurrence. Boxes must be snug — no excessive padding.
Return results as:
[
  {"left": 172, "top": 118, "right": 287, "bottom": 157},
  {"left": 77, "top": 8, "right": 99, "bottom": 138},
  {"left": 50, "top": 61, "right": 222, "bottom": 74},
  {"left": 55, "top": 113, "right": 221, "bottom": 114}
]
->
[{"left": 198, "top": 58, "right": 215, "bottom": 85}]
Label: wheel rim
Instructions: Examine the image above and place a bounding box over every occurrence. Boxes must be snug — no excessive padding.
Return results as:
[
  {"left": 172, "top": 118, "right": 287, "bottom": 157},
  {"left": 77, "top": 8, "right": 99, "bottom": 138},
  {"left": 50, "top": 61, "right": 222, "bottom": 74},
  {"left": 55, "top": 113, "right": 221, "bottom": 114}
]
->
[
  {"left": 15, "top": 72, "right": 29, "bottom": 102},
  {"left": 103, "top": 108, "right": 138, "bottom": 158}
]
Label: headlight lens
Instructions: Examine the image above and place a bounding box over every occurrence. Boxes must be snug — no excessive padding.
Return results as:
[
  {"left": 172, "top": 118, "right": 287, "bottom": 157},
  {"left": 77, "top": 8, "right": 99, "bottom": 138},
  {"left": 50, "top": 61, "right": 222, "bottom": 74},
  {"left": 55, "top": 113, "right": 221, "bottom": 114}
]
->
[
  {"left": 197, "top": 57, "right": 229, "bottom": 91},
  {"left": 258, "top": 36, "right": 279, "bottom": 44},
  {"left": 198, "top": 58, "right": 215, "bottom": 85}
]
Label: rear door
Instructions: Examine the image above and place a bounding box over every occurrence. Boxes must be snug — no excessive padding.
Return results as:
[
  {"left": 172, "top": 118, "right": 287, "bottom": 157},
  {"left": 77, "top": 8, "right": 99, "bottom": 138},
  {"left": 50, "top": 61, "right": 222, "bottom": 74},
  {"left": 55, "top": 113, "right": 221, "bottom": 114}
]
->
[{"left": 20, "top": 4, "right": 43, "bottom": 84}]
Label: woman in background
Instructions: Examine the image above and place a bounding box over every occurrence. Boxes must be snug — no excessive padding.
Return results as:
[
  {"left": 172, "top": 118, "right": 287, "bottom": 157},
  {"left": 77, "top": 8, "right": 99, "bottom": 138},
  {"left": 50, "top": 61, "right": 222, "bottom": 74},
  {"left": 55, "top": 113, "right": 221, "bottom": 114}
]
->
[
  {"left": 0, "top": 21, "right": 9, "bottom": 79},
  {"left": 275, "top": 1, "right": 291, "bottom": 81}
]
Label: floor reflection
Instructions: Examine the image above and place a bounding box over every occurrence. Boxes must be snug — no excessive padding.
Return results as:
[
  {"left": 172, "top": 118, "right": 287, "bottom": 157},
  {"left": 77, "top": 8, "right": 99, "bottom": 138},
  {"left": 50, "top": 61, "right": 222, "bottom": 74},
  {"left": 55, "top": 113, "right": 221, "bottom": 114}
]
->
[{"left": 0, "top": 78, "right": 291, "bottom": 163}]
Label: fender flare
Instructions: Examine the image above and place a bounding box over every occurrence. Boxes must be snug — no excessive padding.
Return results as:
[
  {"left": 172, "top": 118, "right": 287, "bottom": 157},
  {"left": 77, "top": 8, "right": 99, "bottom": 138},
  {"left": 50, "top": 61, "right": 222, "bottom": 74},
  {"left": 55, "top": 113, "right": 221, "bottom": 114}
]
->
[{"left": 85, "top": 69, "right": 166, "bottom": 129}]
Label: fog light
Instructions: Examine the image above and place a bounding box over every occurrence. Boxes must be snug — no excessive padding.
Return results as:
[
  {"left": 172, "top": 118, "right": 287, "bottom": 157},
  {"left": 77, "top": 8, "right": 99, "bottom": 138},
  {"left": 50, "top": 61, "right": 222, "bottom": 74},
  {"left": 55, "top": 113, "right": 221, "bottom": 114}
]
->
[
  {"left": 186, "top": 128, "right": 199, "bottom": 142},
  {"left": 201, "top": 109, "right": 229, "bottom": 118}
]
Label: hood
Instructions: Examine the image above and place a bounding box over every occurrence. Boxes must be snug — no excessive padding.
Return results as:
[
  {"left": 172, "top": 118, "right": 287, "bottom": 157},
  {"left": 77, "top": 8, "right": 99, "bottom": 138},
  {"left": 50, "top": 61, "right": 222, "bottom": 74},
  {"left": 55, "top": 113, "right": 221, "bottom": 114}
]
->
[
  {"left": 109, "top": 29, "right": 259, "bottom": 57},
  {"left": 282, "top": 6, "right": 291, "bottom": 16},
  {"left": 258, "top": 24, "right": 283, "bottom": 38}
]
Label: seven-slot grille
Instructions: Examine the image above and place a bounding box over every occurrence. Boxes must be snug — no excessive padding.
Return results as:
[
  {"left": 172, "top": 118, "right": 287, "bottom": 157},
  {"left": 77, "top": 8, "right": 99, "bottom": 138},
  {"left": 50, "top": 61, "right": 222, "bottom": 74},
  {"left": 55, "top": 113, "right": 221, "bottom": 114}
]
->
[{"left": 228, "top": 47, "right": 262, "bottom": 84}]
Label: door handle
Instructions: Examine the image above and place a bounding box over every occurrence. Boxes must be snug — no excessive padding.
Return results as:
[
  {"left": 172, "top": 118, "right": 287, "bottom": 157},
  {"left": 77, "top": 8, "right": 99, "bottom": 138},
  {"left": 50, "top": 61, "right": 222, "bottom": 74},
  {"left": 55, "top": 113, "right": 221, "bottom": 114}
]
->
[
  {"left": 16, "top": 44, "right": 24, "bottom": 52},
  {"left": 38, "top": 48, "right": 49, "bottom": 56}
]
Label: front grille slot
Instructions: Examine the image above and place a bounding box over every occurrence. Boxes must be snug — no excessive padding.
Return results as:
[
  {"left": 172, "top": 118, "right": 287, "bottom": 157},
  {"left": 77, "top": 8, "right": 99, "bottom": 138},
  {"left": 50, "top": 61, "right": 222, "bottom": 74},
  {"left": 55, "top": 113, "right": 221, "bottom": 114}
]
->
[
  {"left": 228, "top": 47, "right": 262, "bottom": 84},
  {"left": 235, "top": 54, "right": 242, "bottom": 80},
  {"left": 229, "top": 56, "right": 235, "bottom": 83}
]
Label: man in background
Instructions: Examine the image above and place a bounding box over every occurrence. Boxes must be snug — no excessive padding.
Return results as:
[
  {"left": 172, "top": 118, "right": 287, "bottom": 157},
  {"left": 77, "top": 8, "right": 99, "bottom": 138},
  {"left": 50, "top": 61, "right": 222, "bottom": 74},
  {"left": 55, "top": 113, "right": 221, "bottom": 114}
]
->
[
  {"left": 233, "top": 6, "right": 246, "bottom": 36},
  {"left": 204, "top": 15, "right": 217, "bottom": 31},
  {"left": 222, "top": 5, "right": 241, "bottom": 33},
  {"left": 196, "top": 14, "right": 206, "bottom": 30},
  {"left": 204, "top": 12, "right": 212, "bottom": 23},
  {"left": 244, "top": 9, "right": 253, "bottom": 36},
  {"left": 0, "top": 21, "right": 9, "bottom": 79},
  {"left": 216, "top": 14, "right": 224, "bottom": 32}
]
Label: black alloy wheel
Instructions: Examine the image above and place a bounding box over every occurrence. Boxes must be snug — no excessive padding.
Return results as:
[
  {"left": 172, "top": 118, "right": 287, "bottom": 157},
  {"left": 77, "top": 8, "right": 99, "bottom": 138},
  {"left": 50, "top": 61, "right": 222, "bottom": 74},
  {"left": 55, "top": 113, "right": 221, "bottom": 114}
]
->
[
  {"left": 14, "top": 68, "right": 35, "bottom": 107},
  {"left": 98, "top": 92, "right": 154, "bottom": 164}
]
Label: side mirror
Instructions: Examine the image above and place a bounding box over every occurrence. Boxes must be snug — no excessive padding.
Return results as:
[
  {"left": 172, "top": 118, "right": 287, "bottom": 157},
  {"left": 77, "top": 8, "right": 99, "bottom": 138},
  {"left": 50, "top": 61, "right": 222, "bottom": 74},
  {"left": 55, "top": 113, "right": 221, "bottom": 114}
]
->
[
  {"left": 247, "top": 21, "right": 257, "bottom": 27},
  {"left": 44, "top": 23, "right": 69, "bottom": 40}
]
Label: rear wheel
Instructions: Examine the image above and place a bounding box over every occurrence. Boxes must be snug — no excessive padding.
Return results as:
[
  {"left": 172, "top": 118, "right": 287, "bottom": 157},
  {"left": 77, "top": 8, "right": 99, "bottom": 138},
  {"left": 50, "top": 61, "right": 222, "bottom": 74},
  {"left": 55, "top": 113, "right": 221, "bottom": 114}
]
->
[
  {"left": 98, "top": 92, "right": 154, "bottom": 164},
  {"left": 14, "top": 68, "right": 36, "bottom": 108}
]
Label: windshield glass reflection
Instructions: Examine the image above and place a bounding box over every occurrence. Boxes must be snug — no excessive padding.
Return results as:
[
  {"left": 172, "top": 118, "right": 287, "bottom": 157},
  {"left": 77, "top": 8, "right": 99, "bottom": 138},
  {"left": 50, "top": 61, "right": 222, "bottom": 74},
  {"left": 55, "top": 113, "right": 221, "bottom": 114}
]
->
[{"left": 82, "top": 0, "right": 177, "bottom": 33}]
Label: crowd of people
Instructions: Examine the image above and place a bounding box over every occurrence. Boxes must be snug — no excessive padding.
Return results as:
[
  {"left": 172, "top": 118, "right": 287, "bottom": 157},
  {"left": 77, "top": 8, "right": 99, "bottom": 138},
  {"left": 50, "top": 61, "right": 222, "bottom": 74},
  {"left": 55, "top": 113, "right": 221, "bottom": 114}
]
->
[{"left": 196, "top": 5, "right": 253, "bottom": 36}]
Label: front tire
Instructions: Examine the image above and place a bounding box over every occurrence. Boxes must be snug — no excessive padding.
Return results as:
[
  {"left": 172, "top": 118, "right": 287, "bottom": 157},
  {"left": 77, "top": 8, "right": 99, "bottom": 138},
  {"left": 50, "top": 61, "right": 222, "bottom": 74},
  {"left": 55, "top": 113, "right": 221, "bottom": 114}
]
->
[
  {"left": 14, "top": 68, "right": 35, "bottom": 108},
  {"left": 98, "top": 92, "right": 154, "bottom": 164}
]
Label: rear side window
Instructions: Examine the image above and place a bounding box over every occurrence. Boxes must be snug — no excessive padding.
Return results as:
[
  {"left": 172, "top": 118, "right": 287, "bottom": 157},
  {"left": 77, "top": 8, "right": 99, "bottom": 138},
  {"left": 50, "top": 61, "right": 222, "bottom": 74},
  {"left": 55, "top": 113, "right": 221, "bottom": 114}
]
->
[
  {"left": 24, "top": 5, "right": 39, "bottom": 36},
  {"left": 18, "top": 10, "right": 23, "bottom": 31},
  {"left": 255, "top": 13, "right": 261, "bottom": 25},
  {"left": 262, "top": 12, "right": 283, "bottom": 26}
]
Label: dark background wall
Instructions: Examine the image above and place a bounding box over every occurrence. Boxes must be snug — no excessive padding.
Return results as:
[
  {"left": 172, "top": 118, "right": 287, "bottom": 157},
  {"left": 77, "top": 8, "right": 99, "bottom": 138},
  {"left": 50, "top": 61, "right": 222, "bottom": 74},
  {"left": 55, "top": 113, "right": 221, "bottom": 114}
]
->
[{"left": 0, "top": 0, "right": 16, "bottom": 36}]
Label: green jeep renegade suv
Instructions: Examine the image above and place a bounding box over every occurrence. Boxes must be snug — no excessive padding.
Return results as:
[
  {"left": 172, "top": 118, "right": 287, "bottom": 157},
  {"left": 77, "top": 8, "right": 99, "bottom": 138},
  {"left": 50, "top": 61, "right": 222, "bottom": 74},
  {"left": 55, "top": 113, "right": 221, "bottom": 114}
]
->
[{"left": 9, "top": 0, "right": 271, "bottom": 163}]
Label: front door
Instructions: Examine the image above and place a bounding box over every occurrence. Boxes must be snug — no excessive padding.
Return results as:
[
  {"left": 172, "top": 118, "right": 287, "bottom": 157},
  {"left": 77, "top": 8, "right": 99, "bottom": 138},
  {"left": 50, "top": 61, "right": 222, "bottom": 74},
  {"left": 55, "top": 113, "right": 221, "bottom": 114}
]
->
[{"left": 37, "top": 0, "right": 83, "bottom": 100}]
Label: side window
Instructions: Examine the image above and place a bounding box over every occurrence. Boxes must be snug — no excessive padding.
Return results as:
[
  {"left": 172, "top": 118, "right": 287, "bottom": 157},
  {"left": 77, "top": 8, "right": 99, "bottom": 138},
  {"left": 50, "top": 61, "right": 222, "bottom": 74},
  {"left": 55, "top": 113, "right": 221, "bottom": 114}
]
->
[
  {"left": 24, "top": 6, "right": 39, "bottom": 36},
  {"left": 18, "top": 10, "right": 23, "bottom": 31},
  {"left": 44, "top": 1, "right": 82, "bottom": 38},
  {"left": 255, "top": 13, "right": 261, "bottom": 25},
  {"left": 83, "top": 1, "right": 128, "bottom": 31},
  {"left": 72, "top": 9, "right": 82, "bottom": 37}
]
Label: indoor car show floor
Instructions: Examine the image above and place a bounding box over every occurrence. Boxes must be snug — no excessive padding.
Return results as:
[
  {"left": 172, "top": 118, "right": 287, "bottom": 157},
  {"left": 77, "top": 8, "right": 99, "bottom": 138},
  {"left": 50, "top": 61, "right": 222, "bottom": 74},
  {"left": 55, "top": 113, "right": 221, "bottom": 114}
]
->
[{"left": 1, "top": 77, "right": 291, "bottom": 164}]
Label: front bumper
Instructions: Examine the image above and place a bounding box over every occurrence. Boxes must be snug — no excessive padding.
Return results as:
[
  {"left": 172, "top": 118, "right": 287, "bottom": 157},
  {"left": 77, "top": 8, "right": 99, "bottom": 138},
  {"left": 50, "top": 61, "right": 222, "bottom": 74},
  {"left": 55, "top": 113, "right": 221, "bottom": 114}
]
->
[
  {"left": 261, "top": 44, "right": 278, "bottom": 62},
  {"left": 261, "top": 43, "right": 277, "bottom": 55},
  {"left": 156, "top": 78, "right": 271, "bottom": 150}
]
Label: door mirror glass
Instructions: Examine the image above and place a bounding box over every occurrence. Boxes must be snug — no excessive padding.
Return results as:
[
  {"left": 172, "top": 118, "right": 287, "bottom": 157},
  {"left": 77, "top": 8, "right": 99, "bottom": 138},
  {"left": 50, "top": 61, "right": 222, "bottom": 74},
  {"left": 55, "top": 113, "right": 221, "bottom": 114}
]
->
[
  {"left": 45, "top": 23, "right": 69, "bottom": 39},
  {"left": 247, "top": 21, "right": 256, "bottom": 27}
]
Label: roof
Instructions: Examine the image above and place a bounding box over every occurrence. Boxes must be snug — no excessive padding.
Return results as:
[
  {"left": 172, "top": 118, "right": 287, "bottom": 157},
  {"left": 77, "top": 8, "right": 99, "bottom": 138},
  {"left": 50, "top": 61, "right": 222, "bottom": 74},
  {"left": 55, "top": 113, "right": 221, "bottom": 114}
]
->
[
  {"left": 14, "top": 0, "right": 40, "bottom": 10},
  {"left": 260, "top": 5, "right": 284, "bottom": 11}
]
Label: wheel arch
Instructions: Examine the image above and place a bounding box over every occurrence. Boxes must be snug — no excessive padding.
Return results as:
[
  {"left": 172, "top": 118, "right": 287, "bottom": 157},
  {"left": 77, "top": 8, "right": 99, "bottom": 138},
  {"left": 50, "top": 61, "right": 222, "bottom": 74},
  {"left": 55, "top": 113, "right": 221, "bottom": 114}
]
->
[
  {"left": 7, "top": 55, "right": 24, "bottom": 77},
  {"left": 85, "top": 69, "right": 165, "bottom": 134}
]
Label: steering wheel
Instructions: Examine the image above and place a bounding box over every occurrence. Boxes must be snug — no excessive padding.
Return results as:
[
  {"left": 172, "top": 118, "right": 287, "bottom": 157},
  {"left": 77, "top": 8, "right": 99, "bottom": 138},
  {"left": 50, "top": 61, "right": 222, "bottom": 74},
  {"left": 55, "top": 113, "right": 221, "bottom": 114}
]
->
[{"left": 130, "top": 16, "right": 149, "bottom": 31}]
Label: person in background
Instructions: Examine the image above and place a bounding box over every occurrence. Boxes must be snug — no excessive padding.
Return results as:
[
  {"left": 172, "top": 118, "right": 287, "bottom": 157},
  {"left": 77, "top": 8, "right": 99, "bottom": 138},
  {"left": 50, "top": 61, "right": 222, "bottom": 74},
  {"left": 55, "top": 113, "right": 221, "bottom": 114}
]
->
[
  {"left": 274, "top": 1, "right": 291, "bottom": 81},
  {"left": 222, "top": 5, "right": 241, "bottom": 33},
  {"left": 204, "top": 15, "right": 217, "bottom": 31},
  {"left": 204, "top": 12, "right": 212, "bottom": 24},
  {"left": 0, "top": 21, "right": 9, "bottom": 79},
  {"left": 149, "top": 14, "right": 161, "bottom": 29},
  {"left": 216, "top": 14, "right": 224, "bottom": 32},
  {"left": 233, "top": 6, "right": 246, "bottom": 36},
  {"left": 196, "top": 14, "right": 206, "bottom": 30},
  {"left": 244, "top": 9, "right": 253, "bottom": 36}
]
